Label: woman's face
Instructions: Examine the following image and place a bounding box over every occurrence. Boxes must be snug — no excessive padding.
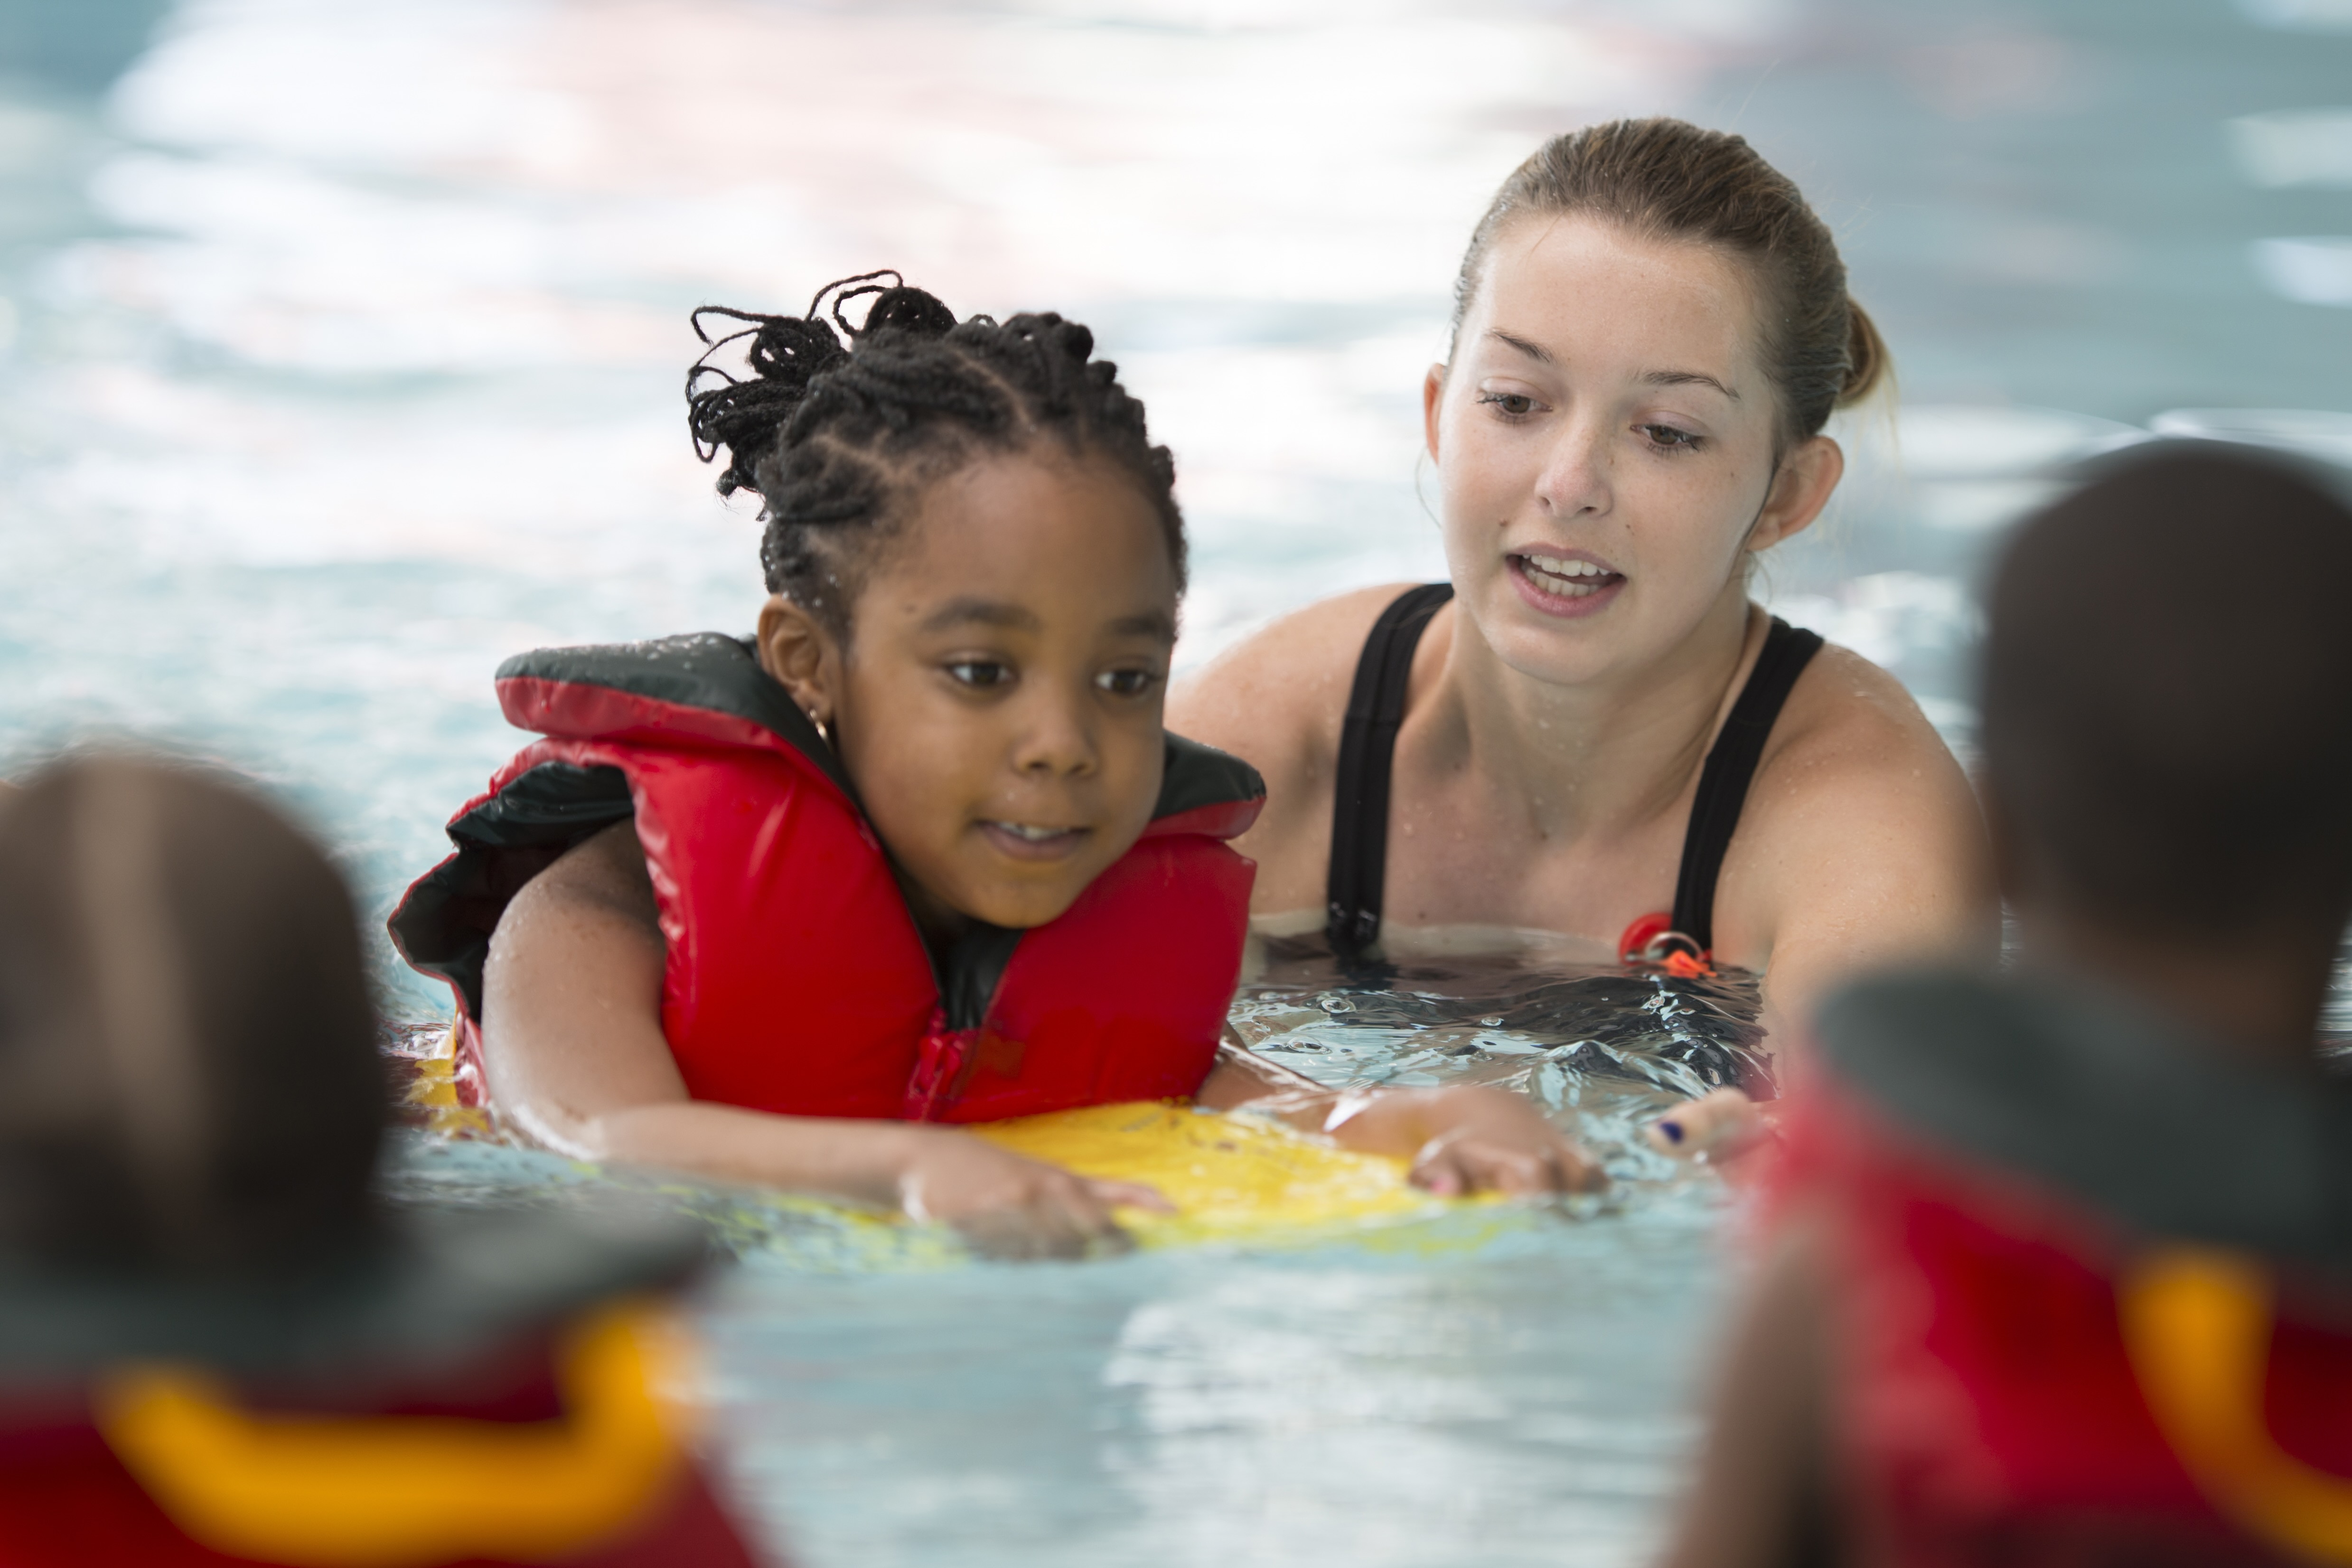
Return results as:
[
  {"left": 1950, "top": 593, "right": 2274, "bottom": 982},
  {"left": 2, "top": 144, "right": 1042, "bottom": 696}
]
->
[
  {"left": 1428, "top": 215, "right": 1839, "bottom": 687},
  {"left": 761, "top": 449, "right": 1179, "bottom": 935}
]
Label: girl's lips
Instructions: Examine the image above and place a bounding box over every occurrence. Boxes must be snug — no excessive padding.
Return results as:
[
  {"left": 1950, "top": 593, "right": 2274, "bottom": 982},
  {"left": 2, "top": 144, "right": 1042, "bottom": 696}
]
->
[
  {"left": 1508, "top": 552, "right": 1625, "bottom": 619},
  {"left": 978, "top": 821, "right": 1090, "bottom": 862}
]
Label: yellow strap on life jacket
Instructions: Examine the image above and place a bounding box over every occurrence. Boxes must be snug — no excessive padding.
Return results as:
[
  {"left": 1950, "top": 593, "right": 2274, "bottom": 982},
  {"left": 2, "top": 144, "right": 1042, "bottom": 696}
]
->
[
  {"left": 94, "top": 1298, "right": 689, "bottom": 1568},
  {"left": 2119, "top": 1247, "right": 2352, "bottom": 1564}
]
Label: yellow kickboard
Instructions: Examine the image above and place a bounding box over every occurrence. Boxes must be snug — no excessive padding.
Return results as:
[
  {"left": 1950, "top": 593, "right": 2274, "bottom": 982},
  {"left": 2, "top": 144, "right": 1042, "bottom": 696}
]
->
[
  {"left": 398, "top": 1037, "right": 1452, "bottom": 1249},
  {"left": 969, "top": 1100, "right": 1447, "bottom": 1245}
]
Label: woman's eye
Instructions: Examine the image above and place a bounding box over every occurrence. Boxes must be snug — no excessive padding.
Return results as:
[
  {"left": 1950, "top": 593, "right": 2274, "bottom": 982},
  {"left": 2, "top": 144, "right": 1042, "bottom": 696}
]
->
[
  {"left": 1096, "top": 668, "right": 1160, "bottom": 697},
  {"left": 1640, "top": 423, "right": 1704, "bottom": 452},
  {"left": 945, "top": 660, "right": 1012, "bottom": 689},
  {"left": 1477, "top": 392, "right": 1539, "bottom": 418}
]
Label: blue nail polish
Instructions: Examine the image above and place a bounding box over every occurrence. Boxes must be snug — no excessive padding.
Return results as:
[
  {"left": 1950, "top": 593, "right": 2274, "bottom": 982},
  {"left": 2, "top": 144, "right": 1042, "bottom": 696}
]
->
[{"left": 1658, "top": 1120, "right": 1685, "bottom": 1145}]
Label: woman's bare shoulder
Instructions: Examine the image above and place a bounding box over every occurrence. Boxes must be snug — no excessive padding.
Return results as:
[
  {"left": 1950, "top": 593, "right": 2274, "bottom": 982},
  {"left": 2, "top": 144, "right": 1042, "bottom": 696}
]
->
[
  {"left": 1769, "top": 641, "right": 1957, "bottom": 775},
  {"left": 1746, "top": 640, "right": 1977, "bottom": 842},
  {"left": 1722, "top": 637, "right": 1996, "bottom": 992},
  {"left": 1168, "top": 582, "right": 1423, "bottom": 777}
]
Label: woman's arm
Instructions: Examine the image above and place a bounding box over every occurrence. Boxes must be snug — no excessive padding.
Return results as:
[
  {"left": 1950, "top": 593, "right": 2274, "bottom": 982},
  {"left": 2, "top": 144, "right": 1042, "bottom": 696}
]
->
[
  {"left": 479, "top": 820, "right": 1167, "bottom": 1258},
  {"left": 1654, "top": 650, "right": 1996, "bottom": 1161},
  {"left": 1722, "top": 645, "right": 1998, "bottom": 1040},
  {"left": 1197, "top": 1043, "right": 1606, "bottom": 1195}
]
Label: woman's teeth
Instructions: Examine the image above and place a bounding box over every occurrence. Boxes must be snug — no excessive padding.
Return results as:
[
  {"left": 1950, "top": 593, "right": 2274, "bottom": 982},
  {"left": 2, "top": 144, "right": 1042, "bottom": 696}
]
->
[{"left": 1517, "top": 553, "right": 1621, "bottom": 599}]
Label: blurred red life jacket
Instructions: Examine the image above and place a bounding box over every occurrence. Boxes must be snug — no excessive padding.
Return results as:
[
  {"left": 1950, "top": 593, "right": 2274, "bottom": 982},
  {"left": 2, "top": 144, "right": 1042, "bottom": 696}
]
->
[
  {"left": 0, "top": 1326, "right": 758, "bottom": 1568},
  {"left": 1792, "top": 972, "right": 2352, "bottom": 1567},
  {"left": 0, "top": 1210, "right": 765, "bottom": 1568},
  {"left": 391, "top": 634, "right": 1265, "bottom": 1123}
]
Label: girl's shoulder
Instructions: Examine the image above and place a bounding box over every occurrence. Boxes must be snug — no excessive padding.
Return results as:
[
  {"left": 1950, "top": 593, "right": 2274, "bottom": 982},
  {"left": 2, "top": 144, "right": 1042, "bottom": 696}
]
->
[{"left": 1170, "top": 582, "right": 1428, "bottom": 782}]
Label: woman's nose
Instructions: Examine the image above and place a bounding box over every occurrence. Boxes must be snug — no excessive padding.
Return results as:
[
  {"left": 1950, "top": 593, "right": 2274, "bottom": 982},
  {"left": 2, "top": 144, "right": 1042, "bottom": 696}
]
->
[{"left": 1533, "top": 417, "right": 1612, "bottom": 519}]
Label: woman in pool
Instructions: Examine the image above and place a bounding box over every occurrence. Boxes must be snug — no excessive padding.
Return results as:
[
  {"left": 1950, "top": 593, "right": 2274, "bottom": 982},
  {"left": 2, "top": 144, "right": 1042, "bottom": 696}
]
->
[
  {"left": 1170, "top": 119, "right": 1997, "bottom": 1141},
  {"left": 393, "top": 278, "right": 1598, "bottom": 1258}
]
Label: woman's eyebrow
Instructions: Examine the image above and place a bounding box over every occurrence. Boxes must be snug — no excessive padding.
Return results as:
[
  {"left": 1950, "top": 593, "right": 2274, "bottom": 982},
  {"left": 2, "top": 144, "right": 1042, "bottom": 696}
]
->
[
  {"left": 1485, "top": 329, "right": 1554, "bottom": 364},
  {"left": 1643, "top": 368, "right": 1739, "bottom": 400},
  {"left": 1485, "top": 332, "right": 1738, "bottom": 402}
]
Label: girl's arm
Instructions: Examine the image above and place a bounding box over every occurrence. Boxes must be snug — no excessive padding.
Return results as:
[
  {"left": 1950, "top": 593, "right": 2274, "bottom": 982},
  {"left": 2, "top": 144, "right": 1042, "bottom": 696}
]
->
[
  {"left": 480, "top": 820, "right": 1167, "bottom": 1258},
  {"left": 1197, "top": 1043, "right": 1606, "bottom": 1195}
]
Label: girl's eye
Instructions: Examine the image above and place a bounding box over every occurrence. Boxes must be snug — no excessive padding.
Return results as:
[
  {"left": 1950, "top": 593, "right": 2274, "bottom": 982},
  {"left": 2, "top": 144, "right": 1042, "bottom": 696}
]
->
[
  {"left": 1096, "top": 668, "right": 1160, "bottom": 697},
  {"left": 1477, "top": 392, "right": 1540, "bottom": 418},
  {"left": 945, "top": 660, "right": 1013, "bottom": 689},
  {"left": 1640, "top": 423, "right": 1704, "bottom": 452}
]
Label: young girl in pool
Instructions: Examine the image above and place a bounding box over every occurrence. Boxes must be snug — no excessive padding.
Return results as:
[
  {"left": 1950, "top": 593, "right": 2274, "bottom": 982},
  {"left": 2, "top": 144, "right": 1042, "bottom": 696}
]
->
[
  {"left": 1170, "top": 120, "right": 1998, "bottom": 1152},
  {"left": 393, "top": 277, "right": 1595, "bottom": 1257}
]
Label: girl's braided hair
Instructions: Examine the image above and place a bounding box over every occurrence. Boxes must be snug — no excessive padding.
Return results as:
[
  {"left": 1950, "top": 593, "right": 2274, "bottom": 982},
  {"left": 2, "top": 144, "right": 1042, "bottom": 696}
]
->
[{"left": 686, "top": 272, "right": 1185, "bottom": 633}]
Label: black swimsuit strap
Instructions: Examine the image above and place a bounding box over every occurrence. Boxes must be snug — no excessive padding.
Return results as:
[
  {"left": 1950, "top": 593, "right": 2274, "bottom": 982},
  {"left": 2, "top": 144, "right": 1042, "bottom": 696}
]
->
[
  {"left": 1325, "top": 582, "right": 1454, "bottom": 960},
  {"left": 1668, "top": 616, "right": 1824, "bottom": 952},
  {"left": 1324, "top": 587, "right": 1821, "bottom": 963}
]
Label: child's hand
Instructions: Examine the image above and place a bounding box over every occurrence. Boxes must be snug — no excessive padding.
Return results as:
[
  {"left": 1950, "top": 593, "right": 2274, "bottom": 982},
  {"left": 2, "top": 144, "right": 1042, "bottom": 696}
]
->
[
  {"left": 1646, "top": 1088, "right": 1773, "bottom": 1164},
  {"left": 1325, "top": 1085, "right": 1605, "bottom": 1197},
  {"left": 897, "top": 1128, "right": 1173, "bottom": 1260}
]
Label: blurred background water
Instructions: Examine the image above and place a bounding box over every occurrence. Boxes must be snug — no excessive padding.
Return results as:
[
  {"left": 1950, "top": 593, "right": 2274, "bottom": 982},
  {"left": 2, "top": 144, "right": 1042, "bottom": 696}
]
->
[{"left": 3, "top": 1, "right": 2349, "bottom": 1563}]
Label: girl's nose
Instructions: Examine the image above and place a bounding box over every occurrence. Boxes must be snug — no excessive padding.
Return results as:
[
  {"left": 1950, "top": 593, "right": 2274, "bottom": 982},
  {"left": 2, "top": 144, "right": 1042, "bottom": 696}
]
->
[{"left": 1011, "top": 688, "right": 1099, "bottom": 778}]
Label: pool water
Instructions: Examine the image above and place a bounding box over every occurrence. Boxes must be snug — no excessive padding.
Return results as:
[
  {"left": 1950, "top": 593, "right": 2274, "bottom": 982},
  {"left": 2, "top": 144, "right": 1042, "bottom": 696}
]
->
[
  {"left": 4, "top": 0, "right": 2351, "bottom": 1562},
  {"left": 390, "top": 950, "right": 1765, "bottom": 1567}
]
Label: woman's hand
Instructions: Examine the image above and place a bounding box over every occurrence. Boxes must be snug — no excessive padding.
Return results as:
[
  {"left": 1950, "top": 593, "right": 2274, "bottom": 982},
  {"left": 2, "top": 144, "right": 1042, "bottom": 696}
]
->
[
  {"left": 1646, "top": 1087, "right": 1774, "bottom": 1164},
  {"left": 895, "top": 1127, "right": 1172, "bottom": 1260},
  {"left": 1331, "top": 1085, "right": 1607, "bottom": 1196},
  {"left": 1198, "top": 1045, "right": 1605, "bottom": 1196}
]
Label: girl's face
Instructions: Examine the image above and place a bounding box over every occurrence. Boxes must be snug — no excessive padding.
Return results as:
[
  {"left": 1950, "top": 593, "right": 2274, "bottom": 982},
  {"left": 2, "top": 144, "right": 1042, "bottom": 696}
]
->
[
  {"left": 761, "top": 450, "right": 1179, "bottom": 934},
  {"left": 1427, "top": 215, "right": 1841, "bottom": 686}
]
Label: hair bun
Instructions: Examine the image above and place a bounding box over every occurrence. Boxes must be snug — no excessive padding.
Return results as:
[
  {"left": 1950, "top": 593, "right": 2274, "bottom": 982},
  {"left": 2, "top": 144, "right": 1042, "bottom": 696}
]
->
[
  {"left": 1837, "top": 297, "right": 1891, "bottom": 407},
  {"left": 810, "top": 271, "right": 957, "bottom": 342},
  {"left": 685, "top": 305, "right": 847, "bottom": 498},
  {"left": 859, "top": 285, "right": 957, "bottom": 339},
  {"left": 686, "top": 274, "right": 965, "bottom": 498}
]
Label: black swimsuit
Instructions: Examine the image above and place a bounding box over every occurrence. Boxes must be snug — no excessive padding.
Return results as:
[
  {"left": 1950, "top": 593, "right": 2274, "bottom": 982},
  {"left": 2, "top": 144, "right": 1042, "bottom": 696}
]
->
[{"left": 1324, "top": 582, "right": 1823, "bottom": 964}]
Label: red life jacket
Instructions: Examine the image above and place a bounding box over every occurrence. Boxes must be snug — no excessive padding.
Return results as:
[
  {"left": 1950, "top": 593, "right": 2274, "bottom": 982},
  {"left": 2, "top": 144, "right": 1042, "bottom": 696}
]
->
[
  {"left": 0, "top": 1371, "right": 756, "bottom": 1568},
  {"left": 1794, "top": 972, "right": 2352, "bottom": 1567},
  {"left": 390, "top": 634, "right": 1264, "bottom": 1124},
  {"left": 0, "top": 1209, "right": 764, "bottom": 1568}
]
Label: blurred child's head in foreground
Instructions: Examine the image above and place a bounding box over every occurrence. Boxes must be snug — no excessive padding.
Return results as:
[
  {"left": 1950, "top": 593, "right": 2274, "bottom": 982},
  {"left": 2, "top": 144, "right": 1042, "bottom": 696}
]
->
[
  {"left": 685, "top": 275, "right": 1190, "bottom": 936},
  {"left": 1981, "top": 446, "right": 2352, "bottom": 956},
  {"left": 0, "top": 754, "right": 382, "bottom": 1273}
]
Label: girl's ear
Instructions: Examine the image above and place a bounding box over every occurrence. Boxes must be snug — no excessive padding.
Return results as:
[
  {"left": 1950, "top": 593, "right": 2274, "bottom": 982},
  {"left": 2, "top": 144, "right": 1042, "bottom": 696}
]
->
[{"left": 756, "top": 595, "right": 842, "bottom": 733}]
